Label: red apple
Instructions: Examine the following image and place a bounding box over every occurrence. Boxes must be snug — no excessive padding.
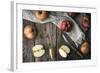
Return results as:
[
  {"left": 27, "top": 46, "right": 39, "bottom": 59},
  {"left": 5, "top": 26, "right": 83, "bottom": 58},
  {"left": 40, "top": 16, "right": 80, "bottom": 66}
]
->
[{"left": 60, "top": 20, "right": 72, "bottom": 32}]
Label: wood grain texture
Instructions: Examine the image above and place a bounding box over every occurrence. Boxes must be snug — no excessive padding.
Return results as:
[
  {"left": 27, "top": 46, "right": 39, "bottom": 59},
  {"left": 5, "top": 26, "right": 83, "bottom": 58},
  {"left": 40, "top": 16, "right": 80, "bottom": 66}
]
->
[
  {"left": 23, "top": 18, "right": 91, "bottom": 62},
  {"left": 22, "top": 20, "right": 62, "bottom": 62}
]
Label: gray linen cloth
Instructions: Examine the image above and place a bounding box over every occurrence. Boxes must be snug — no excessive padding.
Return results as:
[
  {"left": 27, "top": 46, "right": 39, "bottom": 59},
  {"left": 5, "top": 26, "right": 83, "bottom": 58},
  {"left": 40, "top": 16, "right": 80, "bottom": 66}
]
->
[{"left": 22, "top": 10, "right": 85, "bottom": 48}]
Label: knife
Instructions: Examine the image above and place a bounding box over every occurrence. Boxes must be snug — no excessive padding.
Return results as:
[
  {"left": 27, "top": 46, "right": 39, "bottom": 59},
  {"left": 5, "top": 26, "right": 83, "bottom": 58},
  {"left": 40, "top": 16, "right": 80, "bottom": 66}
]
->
[{"left": 62, "top": 32, "right": 83, "bottom": 58}]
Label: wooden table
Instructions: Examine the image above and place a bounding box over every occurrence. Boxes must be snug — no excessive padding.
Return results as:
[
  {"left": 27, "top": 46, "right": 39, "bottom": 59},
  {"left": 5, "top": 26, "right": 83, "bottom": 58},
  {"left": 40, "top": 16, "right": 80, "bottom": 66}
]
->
[{"left": 23, "top": 18, "right": 90, "bottom": 62}]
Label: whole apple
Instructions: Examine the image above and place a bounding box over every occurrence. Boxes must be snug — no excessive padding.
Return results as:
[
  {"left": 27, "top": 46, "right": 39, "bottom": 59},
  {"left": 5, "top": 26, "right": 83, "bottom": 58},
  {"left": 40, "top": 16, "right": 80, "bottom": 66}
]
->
[
  {"left": 80, "top": 41, "right": 90, "bottom": 54},
  {"left": 24, "top": 25, "right": 37, "bottom": 40},
  {"left": 60, "top": 20, "right": 72, "bottom": 32}
]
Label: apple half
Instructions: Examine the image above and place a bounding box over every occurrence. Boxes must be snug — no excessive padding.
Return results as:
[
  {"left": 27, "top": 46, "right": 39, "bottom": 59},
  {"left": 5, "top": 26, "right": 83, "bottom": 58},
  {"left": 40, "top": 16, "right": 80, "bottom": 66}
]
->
[
  {"left": 59, "top": 45, "right": 70, "bottom": 58},
  {"left": 32, "top": 45, "right": 45, "bottom": 57}
]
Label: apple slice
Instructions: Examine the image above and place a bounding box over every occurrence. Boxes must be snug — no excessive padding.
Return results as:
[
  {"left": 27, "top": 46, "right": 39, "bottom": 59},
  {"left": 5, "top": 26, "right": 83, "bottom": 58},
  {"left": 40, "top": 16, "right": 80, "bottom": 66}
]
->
[
  {"left": 32, "top": 45, "right": 45, "bottom": 57},
  {"left": 49, "top": 48, "right": 55, "bottom": 60},
  {"left": 59, "top": 45, "right": 70, "bottom": 58},
  {"left": 59, "top": 48, "right": 67, "bottom": 58}
]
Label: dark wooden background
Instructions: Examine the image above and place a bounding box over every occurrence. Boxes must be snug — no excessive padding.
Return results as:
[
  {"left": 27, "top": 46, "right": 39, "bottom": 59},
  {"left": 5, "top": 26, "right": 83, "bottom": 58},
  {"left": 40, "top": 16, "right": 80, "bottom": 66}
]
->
[{"left": 23, "top": 13, "right": 91, "bottom": 62}]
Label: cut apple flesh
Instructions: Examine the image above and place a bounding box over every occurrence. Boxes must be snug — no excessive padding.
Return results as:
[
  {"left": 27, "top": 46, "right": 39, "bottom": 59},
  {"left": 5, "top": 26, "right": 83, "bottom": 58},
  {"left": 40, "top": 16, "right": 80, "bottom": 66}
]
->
[
  {"left": 60, "top": 45, "right": 70, "bottom": 54},
  {"left": 49, "top": 48, "right": 55, "bottom": 60},
  {"left": 32, "top": 45, "right": 45, "bottom": 57},
  {"left": 59, "top": 45, "right": 70, "bottom": 58},
  {"left": 59, "top": 48, "right": 67, "bottom": 58},
  {"left": 33, "top": 49, "right": 45, "bottom": 57}
]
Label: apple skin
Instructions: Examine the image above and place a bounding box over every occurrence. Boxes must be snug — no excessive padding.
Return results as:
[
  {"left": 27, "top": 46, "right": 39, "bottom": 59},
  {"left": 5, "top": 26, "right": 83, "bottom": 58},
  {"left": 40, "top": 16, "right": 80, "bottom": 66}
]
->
[
  {"left": 80, "top": 41, "right": 90, "bottom": 54},
  {"left": 60, "top": 20, "right": 72, "bottom": 32},
  {"left": 24, "top": 25, "right": 37, "bottom": 40}
]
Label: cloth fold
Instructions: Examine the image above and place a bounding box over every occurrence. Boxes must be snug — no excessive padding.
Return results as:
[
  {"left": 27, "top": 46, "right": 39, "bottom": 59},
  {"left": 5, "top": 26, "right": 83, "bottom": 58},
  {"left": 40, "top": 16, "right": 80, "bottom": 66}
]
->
[{"left": 22, "top": 10, "right": 85, "bottom": 48}]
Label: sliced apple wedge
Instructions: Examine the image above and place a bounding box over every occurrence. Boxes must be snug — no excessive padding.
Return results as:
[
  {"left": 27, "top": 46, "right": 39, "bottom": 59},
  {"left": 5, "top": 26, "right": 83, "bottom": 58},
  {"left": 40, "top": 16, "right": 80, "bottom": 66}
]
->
[{"left": 49, "top": 48, "right": 55, "bottom": 60}]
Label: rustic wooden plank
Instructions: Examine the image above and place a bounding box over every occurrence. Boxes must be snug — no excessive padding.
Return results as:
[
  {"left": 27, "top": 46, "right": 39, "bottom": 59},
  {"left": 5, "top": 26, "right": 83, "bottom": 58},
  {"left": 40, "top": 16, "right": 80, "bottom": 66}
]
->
[
  {"left": 56, "top": 26, "right": 63, "bottom": 60},
  {"left": 23, "top": 38, "right": 28, "bottom": 62},
  {"left": 47, "top": 23, "right": 53, "bottom": 61},
  {"left": 51, "top": 23, "right": 57, "bottom": 61},
  {"left": 33, "top": 23, "right": 52, "bottom": 62},
  {"left": 23, "top": 19, "right": 35, "bottom": 62},
  {"left": 25, "top": 39, "right": 34, "bottom": 62},
  {"left": 40, "top": 23, "right": 49, "bottom": 61},
  {"left": 45, "top": 23, "right": 57, "bottom": 61},
  {"left": 34, "top": 23, "right": 42, "bottom": 62}
]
